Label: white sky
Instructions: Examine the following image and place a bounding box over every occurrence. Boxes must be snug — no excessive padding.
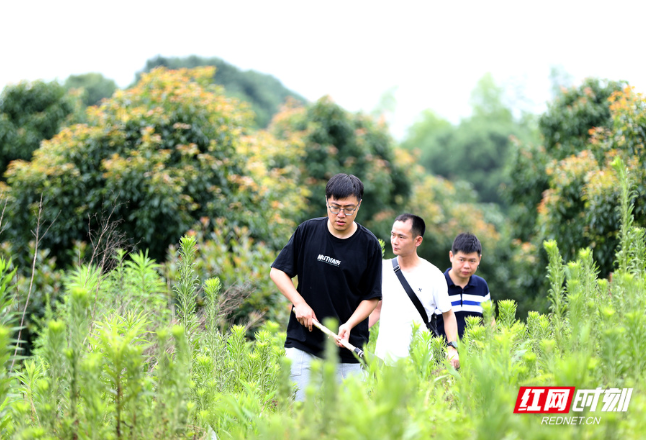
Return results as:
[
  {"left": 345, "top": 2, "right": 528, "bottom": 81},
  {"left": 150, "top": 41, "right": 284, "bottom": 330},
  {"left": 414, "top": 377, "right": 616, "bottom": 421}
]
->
[{"left": 2, "top": 0, "right": 645, "bottom": 139}]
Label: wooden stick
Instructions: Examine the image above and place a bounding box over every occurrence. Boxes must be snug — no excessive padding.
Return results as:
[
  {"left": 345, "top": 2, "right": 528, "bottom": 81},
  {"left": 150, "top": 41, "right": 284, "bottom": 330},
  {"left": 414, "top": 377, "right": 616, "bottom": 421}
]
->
[{"left": 311, "top": 319, "right": 364, "bottom": 358}]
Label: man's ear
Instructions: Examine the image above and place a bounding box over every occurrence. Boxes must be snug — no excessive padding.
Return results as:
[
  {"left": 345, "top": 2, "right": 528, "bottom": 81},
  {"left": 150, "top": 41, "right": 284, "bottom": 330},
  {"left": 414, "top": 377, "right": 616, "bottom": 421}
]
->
[
  {"left": 449, "top": 251, "right": 454, "bottom": 260},
  {"left": 415, "top": 235, "right": 423, "bottom": 247}
]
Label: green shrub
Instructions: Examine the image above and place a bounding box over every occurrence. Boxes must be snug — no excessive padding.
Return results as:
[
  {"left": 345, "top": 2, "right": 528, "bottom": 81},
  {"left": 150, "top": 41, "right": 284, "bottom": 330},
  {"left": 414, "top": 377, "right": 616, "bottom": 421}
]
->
[
  {"left": 164, "top": 220, "right": 290, "bottom": 330},
  {"left": 5, "top": 67, "right": 302, "bottom": 268}
]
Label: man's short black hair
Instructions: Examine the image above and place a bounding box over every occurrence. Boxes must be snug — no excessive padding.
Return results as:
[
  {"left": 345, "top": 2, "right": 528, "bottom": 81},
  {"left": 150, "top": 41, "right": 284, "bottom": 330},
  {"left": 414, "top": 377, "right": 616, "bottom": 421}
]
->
[
  {"left": 395, "top": 213, "right": 425, "bottom": 238},
  {"left": 451, "top": 232, "right": 482, "bottom": 256},
  {"left": 325, "top": 174, "right": 364, "bottom": 201}
]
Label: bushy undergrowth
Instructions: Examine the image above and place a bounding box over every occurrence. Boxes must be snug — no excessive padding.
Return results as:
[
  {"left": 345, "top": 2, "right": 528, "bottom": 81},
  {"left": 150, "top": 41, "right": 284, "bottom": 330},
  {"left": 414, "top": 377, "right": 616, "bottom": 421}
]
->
[
  {"left": 1, "top": 235, "right": 285, "bottom": 439},
  {"left": 164, "top": 219, "right": 290, "bottom": 330},
  {"left": 1, "top": 158, "right": 645, "bottom": 439}
]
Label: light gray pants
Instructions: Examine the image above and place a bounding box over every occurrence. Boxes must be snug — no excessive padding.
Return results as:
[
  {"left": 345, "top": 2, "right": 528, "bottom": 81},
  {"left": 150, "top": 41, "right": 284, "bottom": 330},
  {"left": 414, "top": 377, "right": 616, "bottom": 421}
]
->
[{"left": 285, "top": 347, "right": 364, "bottom": 401}]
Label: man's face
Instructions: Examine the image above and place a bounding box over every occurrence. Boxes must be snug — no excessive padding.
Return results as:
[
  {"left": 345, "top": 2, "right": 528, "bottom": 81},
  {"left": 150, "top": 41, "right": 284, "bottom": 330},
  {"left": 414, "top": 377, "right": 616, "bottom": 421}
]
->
[
  {"left": 449, "top": 250, "right": 481, "bottom": 279},
  {"left": 391, "top": 219, "right": 421, "bottom": 256},
  {"left": 326, "top": 196, "right": 361, "bottom": 232}
]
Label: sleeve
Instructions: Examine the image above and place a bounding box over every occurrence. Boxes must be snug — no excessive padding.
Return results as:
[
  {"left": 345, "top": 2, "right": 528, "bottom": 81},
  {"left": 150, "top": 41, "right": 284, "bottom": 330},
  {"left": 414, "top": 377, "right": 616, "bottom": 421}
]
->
[
  {"left": 359, "top": 239, "right": 383, "bottom": 301},
  {"left": 434, "top": 271, "right": 452, "bottom": 313},
  {"left": 270, "top": 225, "right": 302, "bottom": 278}
]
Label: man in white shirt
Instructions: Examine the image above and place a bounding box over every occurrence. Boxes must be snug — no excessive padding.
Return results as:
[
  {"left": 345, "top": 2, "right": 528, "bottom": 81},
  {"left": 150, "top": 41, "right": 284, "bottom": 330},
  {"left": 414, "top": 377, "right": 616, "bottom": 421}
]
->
[{"left": 369, "top": 213, "right": 459, "bottom": 367}]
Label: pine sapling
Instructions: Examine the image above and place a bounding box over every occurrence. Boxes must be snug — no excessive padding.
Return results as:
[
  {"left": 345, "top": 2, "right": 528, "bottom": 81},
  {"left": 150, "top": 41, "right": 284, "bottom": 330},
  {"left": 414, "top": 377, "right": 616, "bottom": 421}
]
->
[
  {"left": 612, "top": 156, "right": 637, "bottom": 275},
  {"left": 543, "top": 240, "right": 566, "bottom": 346},
  {"left": 174, "top": 236, "right": 200, "bottom": 349}
]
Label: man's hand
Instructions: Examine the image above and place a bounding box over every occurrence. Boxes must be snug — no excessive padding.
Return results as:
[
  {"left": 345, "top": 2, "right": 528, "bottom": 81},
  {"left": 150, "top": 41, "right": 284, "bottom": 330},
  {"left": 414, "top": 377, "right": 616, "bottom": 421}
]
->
[
  {"left": 293, "top": 301, "right": 317, "bottom": 332},
  {"left": 270, "top": 268, "right": 318, "bottom": 332},
  {"left": 334, "top": 299, "right": 379, "bottom": 348},
  {"left": 447, "top": 347, "right": 459, "bottom": 369},
  {"left": 336, "top": 322, "right": 352, "bottom": 347}
]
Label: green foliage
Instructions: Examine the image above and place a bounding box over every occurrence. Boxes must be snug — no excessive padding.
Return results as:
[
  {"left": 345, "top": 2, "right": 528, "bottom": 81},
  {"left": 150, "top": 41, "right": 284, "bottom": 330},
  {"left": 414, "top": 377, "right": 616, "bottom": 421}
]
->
[
  {"left": 0, "top": 325, "right": 12, "bottom": 437},
  {"left": 5, "top": 182, "right": 646, "bottom": 438},
  {"left": 0, "top": 80, "right": 81, "bottom": 177},
  {"left": 270, "top": 96, "right": 411, "bottom": 237},
  {"left": 0, "top": 257, "right": 18, "bottom": 329},
  {"left": 502, "top": 140, "right": 550, "bottom": 242},
  {"left": 141, "top": 55, "right": 306, "bottom": 128},
  {"left": 211, "top": 172, "right": 645, "bottom": 438},
  {"left": 165, "top": 220, "right": 289, "bottom": 329},
  {"left": 543, "top": 240, "right": 566, "bottom": 341},
  {"left": 6, "top": 234, "right": 287, "bottom": 438},
  {"left": 3, "top": 69, "right": 646, "bottom": 438},
  {"left": 403, "top": 73, "right": 538, "bottom": 205},
  {"left": 5, "top": 67, "right": 303, "bottom": 267},
  {"left": 504, "top": 78, "right": 626, "bottom": 242},
  {"left": 540, "top": 79, "right": 626, "bottom": 160},
  {"left": 501, "top": 79, "right": 639, "bottom": 313},
  {"left": 536, "top": 87, "right": 646, "bottom": 278},
  {"left": 175, "top": 235, "right": 200, "bottom": 343},
  {"left": 64, "top": 72, "right": 118, "bottom": 107}
]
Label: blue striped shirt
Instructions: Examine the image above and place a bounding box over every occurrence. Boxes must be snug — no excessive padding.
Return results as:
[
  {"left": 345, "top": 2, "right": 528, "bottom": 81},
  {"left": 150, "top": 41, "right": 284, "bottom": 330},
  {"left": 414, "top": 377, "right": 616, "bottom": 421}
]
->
[{"left": 436, "top": 268, "right": 491, "bottom": 339}]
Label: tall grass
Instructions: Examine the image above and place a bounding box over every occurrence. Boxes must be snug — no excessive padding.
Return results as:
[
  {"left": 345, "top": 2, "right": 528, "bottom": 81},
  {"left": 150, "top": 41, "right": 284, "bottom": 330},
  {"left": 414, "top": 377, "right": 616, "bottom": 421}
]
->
[{"left": 2, "top": 157, "right": 645, "bottom": 438}]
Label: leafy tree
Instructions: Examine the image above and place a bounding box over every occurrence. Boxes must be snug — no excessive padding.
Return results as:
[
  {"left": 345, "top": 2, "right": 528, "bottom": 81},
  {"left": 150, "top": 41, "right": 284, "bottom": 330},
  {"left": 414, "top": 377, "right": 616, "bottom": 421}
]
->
[
  {"left": 5, "top": 67, "right": 303, "bottom": 267},
  {"left": 0, "top": 80, "right": 81, "bottom": 177},
  {"left": 500, "top": 78, "right": 628, "bottom": 309},
  {"left": 403, "top": 74, "right": 537, "bottom": 205},
  {"left": 537, "top": 86, "right": 646, "bottom": 276},
  {"left": 64, "top": 72, "right": 118, "bottom": 106},
  {"left": 269, "top": 96, "right": 411, "bottom": 238},
  {"left": 504, "top": 78, "right": 626, "bottom": 243},
  {"left": 140, "top": 55, "right": 306, "bottom": 128}
]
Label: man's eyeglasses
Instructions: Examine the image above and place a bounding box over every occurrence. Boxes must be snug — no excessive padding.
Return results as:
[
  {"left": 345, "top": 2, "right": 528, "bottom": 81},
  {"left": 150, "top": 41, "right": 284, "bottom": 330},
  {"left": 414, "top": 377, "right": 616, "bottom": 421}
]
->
[{"left": 327, "top": 204, "right": 358, "bottom": 215}]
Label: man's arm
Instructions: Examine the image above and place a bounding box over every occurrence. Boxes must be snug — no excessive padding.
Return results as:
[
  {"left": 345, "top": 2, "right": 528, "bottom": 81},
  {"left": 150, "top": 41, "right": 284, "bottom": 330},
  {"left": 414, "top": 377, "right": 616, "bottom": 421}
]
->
[
  {"left": 442, "top": 309, "right": 460, "bottom": 369},
  {"left": 270, "top": 267, "right": 317, "bottom": 332},
  {"left": 336, "top": 298, "right": 380, "bottom": 346},
  {"left": 368, "top": 300, "right": 382, "bottom": 328}
]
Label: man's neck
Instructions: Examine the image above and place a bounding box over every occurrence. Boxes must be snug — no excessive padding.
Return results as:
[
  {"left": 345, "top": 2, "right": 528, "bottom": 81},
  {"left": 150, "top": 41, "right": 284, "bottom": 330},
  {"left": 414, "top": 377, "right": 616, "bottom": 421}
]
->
[
  {"left": 448, "top": 269, "right": 469, "bottom": 288},
  {"left": 327, "top": 220, "right": 357, "bottom": 239},
  {"left": 397, "top": 253, "right": 421, "bottom": 271}
]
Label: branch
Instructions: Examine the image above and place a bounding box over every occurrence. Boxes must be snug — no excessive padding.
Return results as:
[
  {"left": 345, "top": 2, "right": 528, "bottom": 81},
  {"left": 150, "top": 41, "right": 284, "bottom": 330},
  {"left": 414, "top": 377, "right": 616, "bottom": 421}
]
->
[{"left": 11, "top": 195, "right": 59, "bottom": 371}]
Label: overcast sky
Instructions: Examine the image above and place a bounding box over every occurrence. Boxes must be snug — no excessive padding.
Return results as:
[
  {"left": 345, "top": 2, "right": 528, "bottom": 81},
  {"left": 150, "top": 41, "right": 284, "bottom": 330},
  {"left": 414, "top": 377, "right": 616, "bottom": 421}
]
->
[{"left": 2, "top": 0, "right": 645, "bottom": 139}]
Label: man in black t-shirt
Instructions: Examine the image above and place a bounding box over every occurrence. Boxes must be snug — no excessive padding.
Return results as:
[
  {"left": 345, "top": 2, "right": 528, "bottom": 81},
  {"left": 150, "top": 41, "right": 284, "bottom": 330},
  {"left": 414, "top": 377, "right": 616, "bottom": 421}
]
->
[{"left": 270, "top": 174, "right": 382, "bottom": 401}]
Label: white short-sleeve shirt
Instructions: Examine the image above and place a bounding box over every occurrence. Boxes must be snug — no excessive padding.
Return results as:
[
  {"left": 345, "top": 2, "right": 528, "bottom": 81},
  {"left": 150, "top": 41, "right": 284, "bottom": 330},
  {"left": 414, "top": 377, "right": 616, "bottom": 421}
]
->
[{"left": 375, "top": 258, "right": 451, "bottom": 363}]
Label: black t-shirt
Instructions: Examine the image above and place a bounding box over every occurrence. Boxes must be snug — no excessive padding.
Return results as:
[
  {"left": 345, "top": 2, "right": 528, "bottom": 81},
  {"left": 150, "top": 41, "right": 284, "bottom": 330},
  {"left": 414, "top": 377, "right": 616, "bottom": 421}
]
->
[{"left": 272, "top": 217, "right": 382, "bottom": 363}]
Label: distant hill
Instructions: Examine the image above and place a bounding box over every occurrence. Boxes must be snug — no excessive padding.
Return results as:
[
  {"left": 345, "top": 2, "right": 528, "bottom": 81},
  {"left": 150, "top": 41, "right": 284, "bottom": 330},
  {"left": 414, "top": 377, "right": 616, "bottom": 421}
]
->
[{"left": 140, "top": 55, "right": 306, "bottom": 128}]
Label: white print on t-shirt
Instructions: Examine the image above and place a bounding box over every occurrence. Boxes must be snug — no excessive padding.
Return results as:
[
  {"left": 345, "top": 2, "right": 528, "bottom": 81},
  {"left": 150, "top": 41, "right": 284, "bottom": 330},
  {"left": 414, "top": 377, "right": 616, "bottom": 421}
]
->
[{"left": 317, "top": 254, "right": 341, "bottom": 267}]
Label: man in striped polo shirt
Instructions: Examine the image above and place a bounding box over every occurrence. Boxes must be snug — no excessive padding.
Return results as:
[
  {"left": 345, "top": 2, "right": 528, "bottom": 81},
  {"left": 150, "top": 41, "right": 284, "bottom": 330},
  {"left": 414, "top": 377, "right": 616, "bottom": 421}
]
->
[{"left": 436, "top": 232, "right": 492, "bottom": 339}]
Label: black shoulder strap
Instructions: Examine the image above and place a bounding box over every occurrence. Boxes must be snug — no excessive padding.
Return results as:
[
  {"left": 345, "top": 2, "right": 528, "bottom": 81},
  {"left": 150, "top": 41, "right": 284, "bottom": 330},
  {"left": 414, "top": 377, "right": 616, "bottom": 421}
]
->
[{"left": 391, "top": 258, "right": 439, "bottom": 337}]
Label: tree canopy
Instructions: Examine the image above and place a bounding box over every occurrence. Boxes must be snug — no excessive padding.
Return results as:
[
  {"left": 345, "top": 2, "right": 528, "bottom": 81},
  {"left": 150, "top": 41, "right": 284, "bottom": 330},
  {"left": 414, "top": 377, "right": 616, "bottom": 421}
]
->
[
  {"left": 140, "top": 55, "right": 306, "bottom": 128},
  {"left": 536, "top": 86, "right": 645, "bottom": 276},
  {"left": 64, "top": 72, "right": 118, "bottom": 107},
  {"left": 5, "top": 67, "right": 303, "bottom": 266},
  {"left": 0, "top": 80, "right": 81, "bottom": 177},
  {"left": 504, "top": 78, "right": 626, "bottom": 241},
  {"left": 268, "top": 96, "right": 411, "bottom": 239},
  {"left": 402, "top": 73, "right": 537, "bottom": 205}
]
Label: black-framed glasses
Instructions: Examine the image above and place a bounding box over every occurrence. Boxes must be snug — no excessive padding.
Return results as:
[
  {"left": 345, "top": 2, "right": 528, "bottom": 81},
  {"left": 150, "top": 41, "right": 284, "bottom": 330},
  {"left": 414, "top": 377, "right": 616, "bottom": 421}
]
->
[{"left": 327, "top": 203, "right": 358, "bottom": 215}]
